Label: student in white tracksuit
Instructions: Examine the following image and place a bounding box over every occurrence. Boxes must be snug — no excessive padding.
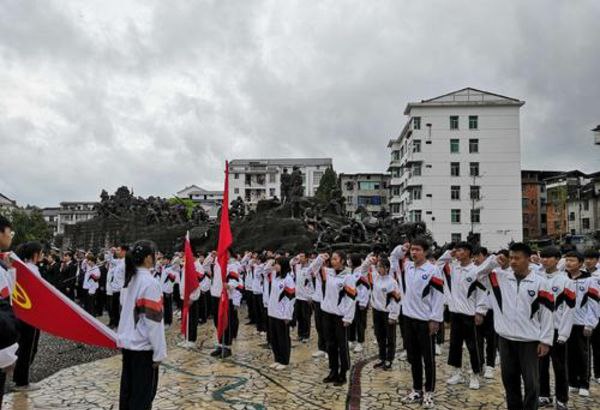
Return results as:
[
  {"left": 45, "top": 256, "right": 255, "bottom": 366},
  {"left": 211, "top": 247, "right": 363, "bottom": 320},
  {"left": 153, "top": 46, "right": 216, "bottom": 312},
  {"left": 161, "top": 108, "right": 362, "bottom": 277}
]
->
[
  {"left": 291, "top": 252, "right": 314, "bottom": 343},
  {"left": 392, "top": 240, "right": 445, "bottom": 409},
  {"left": 0, "top": 215, "right": 17, "bottom": 407},
  {"left": 562, "top": 250, "right": 600, "bottom": 397},
  {"left": 117, "top": 241, "right": 166, "bottom": 410},
  {"left": 267, "top": 257, "right": 296, "bottom": 369},
  {"left": 348, "top": 253, "right": 371, "bottom": 353},
  {"left": 476, "top": 243, "right": 554, "bottom": 410},
  {"left": 536, "top": 246, "right": 575, "bottom": 409},
  {"left": 312, "top": 251, "right": 357, "bottom": 386},
  {"left": 371, "top": 256, "right": 401, "bottom": 370}
]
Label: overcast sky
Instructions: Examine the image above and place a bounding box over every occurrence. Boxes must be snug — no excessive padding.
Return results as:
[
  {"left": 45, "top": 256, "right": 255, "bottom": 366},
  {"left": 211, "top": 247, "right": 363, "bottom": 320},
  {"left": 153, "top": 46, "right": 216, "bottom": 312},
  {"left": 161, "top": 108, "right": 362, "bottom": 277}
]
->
[{"left": 1, "top": 0, "right": 599, "bottom": 207}]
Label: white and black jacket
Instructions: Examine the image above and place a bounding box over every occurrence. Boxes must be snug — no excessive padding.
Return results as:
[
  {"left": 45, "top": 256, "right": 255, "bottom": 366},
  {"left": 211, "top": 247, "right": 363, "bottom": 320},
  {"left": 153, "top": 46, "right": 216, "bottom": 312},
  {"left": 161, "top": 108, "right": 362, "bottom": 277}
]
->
[
  {"left": 390, "top": 246, "right": 445, "bottom": 323},
  {"left": 566, "top": 270, "right": 600, "bottom": 330},
  {"left": 117, "top": 268, "right": 167, "bottom": 362},
  {"left": 267, "top": 273, "right": 296, "bottom": 320},
  {"left": 486, "top": 265, "right": 554, "bottom": 346},
  {"left": 536, "top": 269, "right": 576, "bottom": 342},
  {"left": 292, "top": 259, "right": 315, "bottom": 302},
  {"left": 370, "top": 272, "right": 401, "bottom": 321},
  {"left": 436, "top": 252, "right": 489, "bottom": 317},
  {"left": 312, "top": 256, "right": 357, "bottom": 324}
]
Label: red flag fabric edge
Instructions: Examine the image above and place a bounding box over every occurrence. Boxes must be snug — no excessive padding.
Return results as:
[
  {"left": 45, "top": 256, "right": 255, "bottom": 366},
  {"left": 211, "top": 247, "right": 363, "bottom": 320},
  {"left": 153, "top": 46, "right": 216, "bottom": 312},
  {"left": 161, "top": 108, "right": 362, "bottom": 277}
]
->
[{"left": 216, "top": 160, "right": 233, "bottom": 342}]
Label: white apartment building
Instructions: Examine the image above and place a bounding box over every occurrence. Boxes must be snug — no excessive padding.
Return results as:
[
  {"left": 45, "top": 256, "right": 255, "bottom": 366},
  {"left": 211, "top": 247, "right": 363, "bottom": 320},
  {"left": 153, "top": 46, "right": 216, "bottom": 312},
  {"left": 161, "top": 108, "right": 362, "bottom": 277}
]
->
[
  {"left": 176, "top": 185, "right": 223, "bottom": 219},
  {"left": 57, "top": 201, "right": 97, "bottom": 235},
  {"left": 388, "top": 88, "right": 524, "bottom": 250},
  {"left": 228, "top": 158, "right": 332, "bottom": 208}
]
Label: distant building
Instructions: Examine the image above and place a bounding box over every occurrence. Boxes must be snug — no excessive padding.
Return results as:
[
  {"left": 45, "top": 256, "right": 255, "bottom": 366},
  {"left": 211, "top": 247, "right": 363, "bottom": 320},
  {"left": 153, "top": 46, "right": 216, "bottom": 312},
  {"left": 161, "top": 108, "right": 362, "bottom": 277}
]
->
[
  {"left": 521, "top": 170, "right": 564, "bottom": 240},
  {"left": 228, "top": 158, "right": 332, "bottom": 209},
  {"left": 565, "top": 172, "right": 600, "bottom": 236},
  {"left": 388, "top": 87, "right": 524, "bottom": 250},
  {"left": 339, "top": 173, "right": 390, "bottom": 218},
  {"left": 176, "top": 185, "right": 223, "bottom": 219},
  {"left": 57, "top": 202, "right": 97, "bottom": 235},
  {"left": 0, "top": 193, "right": 17, "bottom": 215},
  {"left": 593, "top": 125, "right": 600, "bottom": 145},
  {"left": 42, "top": 207, "right": 61, "bottom": 236}
]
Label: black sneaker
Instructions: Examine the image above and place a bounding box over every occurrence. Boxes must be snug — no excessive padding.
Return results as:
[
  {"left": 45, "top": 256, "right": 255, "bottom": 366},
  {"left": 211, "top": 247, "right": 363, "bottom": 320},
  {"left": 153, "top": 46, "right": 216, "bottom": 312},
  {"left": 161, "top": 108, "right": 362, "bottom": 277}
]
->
[
  {"left": 373, "top": 361, "right": 385, "bottom": 369},
  {"left": 210, "top": 348, "right": 222, "bottom": 357},
  {"left": 221, "top": 348, "right": 232, "bottom": 358},
  {"left": 323, "top": 372, "right": 338, "bottom": 383},
  {"left": 333, "top": 375, "right": 347, "bottom": 386}
]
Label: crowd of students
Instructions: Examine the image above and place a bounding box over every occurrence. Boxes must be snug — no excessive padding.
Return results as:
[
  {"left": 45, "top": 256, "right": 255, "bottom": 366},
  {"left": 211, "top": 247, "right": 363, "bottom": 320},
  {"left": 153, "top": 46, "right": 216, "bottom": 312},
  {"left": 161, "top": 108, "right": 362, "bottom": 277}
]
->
[{"left": 2, "top": 210, "right": 600, "bottom": 409}]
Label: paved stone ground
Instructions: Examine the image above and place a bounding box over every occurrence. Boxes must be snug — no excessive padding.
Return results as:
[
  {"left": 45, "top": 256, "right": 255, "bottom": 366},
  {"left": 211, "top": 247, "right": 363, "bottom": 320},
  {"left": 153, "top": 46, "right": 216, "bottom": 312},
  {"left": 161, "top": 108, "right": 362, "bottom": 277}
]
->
[{"left": 5, "top": 307, "right": 600, "bottom": 409}]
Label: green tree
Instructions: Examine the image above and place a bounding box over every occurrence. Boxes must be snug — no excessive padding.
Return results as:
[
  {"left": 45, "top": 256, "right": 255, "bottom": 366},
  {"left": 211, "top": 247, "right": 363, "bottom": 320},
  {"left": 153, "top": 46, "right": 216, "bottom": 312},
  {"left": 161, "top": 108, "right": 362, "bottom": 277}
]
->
[
  {"left": 0, "top": 208, "right": 53, "bottom": 248},
  {"left": 168, "top": 197, "right": 197, "bottom": 218},
  {"left": 315, "top": 167, "right": 340, "bottom": 204}
]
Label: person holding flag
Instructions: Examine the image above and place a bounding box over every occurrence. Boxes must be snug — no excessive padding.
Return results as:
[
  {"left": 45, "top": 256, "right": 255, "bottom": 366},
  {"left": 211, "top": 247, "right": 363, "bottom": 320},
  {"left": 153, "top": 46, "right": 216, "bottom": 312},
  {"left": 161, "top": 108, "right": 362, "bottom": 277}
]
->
[
  {"left": 179, "top": 231, "right": 201, "bottom": 348},
  {"left": 12, "top": 242, "right": 43, "bottom": 392},
  {"left": 0, "top": 215, "right": 18, "bottom": 407}
]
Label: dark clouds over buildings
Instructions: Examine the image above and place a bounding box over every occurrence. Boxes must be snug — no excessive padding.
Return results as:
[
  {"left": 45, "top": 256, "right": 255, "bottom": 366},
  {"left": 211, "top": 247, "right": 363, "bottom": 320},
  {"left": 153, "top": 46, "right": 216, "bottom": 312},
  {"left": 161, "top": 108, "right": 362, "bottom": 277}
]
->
[{"left": 1, "top": 0, "right": 599, "bottom": 206}]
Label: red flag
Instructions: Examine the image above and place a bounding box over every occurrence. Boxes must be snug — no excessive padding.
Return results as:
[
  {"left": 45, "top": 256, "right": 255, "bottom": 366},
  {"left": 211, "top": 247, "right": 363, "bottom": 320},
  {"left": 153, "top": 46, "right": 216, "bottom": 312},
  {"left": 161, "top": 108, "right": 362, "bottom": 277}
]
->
[
  {"left": 181, "top": 231, "right": 199, "bottom": 338},
  {"left": 216, "top": 161, "right": 233, "bottom": 342},
  {"left": 1, "top": 253, "right": 117, "bottom": 349}
]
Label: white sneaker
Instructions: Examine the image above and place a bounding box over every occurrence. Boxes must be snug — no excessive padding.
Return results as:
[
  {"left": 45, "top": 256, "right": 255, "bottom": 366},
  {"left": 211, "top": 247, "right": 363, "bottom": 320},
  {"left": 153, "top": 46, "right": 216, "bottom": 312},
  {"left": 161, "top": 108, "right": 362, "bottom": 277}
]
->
[
  {"left": 275, "top": 363, "right": 287, "bottom": 370},
  {"left": 399, "top": 350, "right": 408, "bottom": 360},
  {"left": 349, "top": 341, "right": 355, "bottom": 348},
  {"left": 578, "top": 388, "right": 590, "bottom": 397},
  {"left": 177, "top": 340, "right": 196, "bottom": 348},
  {"left": 401, "top": 390, "right": 422, "bottom": 404},
  {"left": 12, "top": 383, "right": 41, "bottom": 392},
  {"left": 269, "top": 362, "right": 279, "bottom": 368},
  {"left": 568, "top": 386, "right": 578, "bottom": 393},
  {"left": 435, "top": 344, "right": 442, "bottom": 356},
  {"left": 353, "top": 343, "right": 363, "bottom": 353},
  {"left": 312, "top": 350, "right": 326, "bottom": 358},
  {"left": 422, "top": 392, "right": 435, "bottom": 409},
  {"left": 446, "top": 369, "right": 464, "bottom": 385},
  {"left": 259, "top": 331, "right": 267, "bottom": 337},
  {"left": 483, "top": 365, "right": 495, "bottom": 379},
  {"left": 595, "top": 377, "right": 600, "bottom": 384},
  {"left": 468, "top": 375, "right": 480, "bottom": 390}
]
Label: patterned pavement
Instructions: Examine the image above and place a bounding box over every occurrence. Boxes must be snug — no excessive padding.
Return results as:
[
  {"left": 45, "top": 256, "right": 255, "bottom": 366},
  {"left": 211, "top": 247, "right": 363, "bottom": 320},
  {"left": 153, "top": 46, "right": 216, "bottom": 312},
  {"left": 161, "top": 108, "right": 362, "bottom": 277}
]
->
[{"left": 5, "top": 308, "right": 600, "bottom": 409}]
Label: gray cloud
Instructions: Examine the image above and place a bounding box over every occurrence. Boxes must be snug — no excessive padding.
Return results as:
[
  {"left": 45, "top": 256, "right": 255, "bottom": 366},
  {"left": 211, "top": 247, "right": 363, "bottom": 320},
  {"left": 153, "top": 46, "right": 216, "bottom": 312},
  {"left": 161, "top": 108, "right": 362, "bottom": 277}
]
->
[{"left": 0, "top": 0, "right": 599, "bottom": 207}]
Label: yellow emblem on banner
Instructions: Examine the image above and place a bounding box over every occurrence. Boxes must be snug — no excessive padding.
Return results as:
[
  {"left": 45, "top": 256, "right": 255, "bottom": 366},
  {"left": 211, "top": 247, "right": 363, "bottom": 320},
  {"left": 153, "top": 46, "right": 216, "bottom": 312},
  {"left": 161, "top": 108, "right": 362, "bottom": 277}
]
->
[{"left": 12, "top": 282, "right": 32, "bottom": 310}]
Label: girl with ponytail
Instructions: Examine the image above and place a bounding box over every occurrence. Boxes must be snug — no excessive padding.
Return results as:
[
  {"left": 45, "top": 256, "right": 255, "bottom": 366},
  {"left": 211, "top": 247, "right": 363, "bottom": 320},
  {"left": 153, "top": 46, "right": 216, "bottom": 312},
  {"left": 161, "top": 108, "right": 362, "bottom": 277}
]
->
[{"left": 117, "top": 240, "right": 167, "bottom": 409}]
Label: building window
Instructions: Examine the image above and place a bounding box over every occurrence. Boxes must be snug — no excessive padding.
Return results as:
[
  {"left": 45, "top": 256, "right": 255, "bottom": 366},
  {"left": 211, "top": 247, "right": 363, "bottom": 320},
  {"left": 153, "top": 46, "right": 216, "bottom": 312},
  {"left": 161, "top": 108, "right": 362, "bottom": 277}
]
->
[
  {"left": 469, "top": 185, "right": 480, "bottom": 200},
  {"left": 412, "top": 164, "right": 422, "bottom": 177},
  {"left": 450, "top": 116, "right": 459, "bottom": 130},
  {"left": 413, "top": 117, "right": 421, "bottom": 130},
  {"left": 450, "top": 139, "right": 460, "bottom": 153},
  {"left": 451, "top": 162, "right": 460, "bottom": 177},
  {"left": 391, "top": 204, "right": 400, "bottom": 213},
  {"left": 392, "top": 150, "right": 400, "bottom": 160},
  {"left": 358, "top": 181, "right": 380, "bottom": 190},
  {"left": 451, "top": 186, "right": 460, "bottom": 200},
  {"left": 582, "top": 218, "right": 590, "bottom": 230},
  {"left": 413, "top": 140, "right": 421, "bottom": 153},
  {"left": 269, "top": 188, "right": 276, "bottom": 197},
  {"left": 412, "top": 187, "right": 422, "bottom": 200},
  {"left": 584, "top": 201, "right": 589, "bottom": 211},
  {"left": 469, "top": 139, "right": 479, "bottom": 153},
  {"left": 313, "top": 171, "right": 323, "bottom": 186},
  {"left": 469, "top": 116, "right": 478, "bottom": 129},
  {"left": 346, "top": 196, "right": 353, "bottom": 205},
  {"left": 451, "top": 209, "right": 461, "bottom": 223},
  {"left": 392, "top": 187, "right": 400, "bottom": 196},
  {"left": 234, "top": 173, "right": 239, "bottom": 179},
  {"left": 234, "top": 188, "right": 239, "bottom": 194},
  {"left": 471, "top": 209, "right": 481, "bottom": 223},
  {"left": 451, "top": 233, "right": 462, "bottom": 242},
  {"left": 410, "top": 210, "right": 422, "bottom": 222},
  {"left": 569, "top": 212, "right": 575, "bottom": 221},
  {"left": 469, "top": 162, "right": 479, "bottom": 177},
  {"left": 269, "top": 173, "right": 276, "bottom": 183}
]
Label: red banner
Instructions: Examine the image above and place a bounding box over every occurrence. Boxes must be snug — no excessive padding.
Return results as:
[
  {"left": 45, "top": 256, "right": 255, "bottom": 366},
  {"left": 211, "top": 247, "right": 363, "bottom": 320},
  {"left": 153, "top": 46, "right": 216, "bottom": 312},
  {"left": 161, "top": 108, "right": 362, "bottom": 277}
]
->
[
  {"left": 181, "top": 231, "right": 199, "bottom": 338},
  {"left": 2, "top": 253, "right": 118, "bottom": 349},
  {"left": 217, "top": 161, "right": 233, "bottom": 342}
]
